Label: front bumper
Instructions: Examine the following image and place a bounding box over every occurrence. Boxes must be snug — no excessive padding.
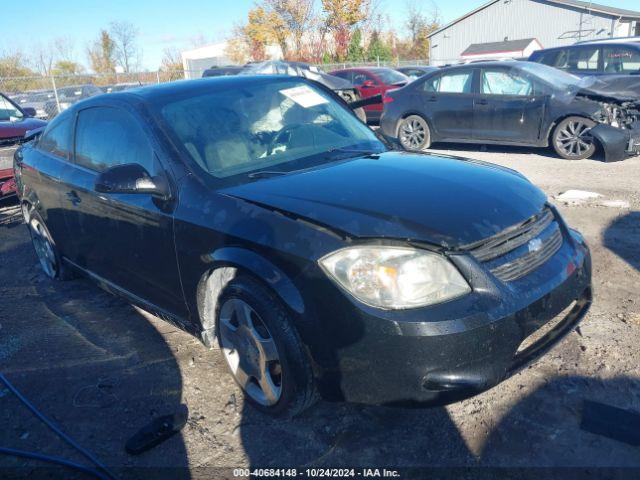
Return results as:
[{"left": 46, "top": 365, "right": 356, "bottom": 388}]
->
[
  {"left": 590, "top": 124, "right": 640, "bottom": 162},
  {"left": 308, "top": 223, "right": 592, "bottom": 406}
]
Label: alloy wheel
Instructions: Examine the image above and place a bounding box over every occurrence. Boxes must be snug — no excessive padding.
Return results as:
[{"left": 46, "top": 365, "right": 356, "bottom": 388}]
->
[
  {"left": 218, "top": 298, "right": 282, "bottom": 406},
  {"left": 29, "top": 217, "right": 58, "bottom": 278},
  {"left": 399, "top": 116, "right": 429, "bottom": 151},
  {"left": 556, "top": 120, "right": 594, "bottom": 158}
]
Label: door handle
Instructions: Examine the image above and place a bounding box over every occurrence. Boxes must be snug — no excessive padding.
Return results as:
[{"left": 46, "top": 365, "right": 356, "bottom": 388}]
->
[
  {"left": 66, "top": 190, "right": 81, "bottom": 206},
  {"left": 426, "top": 95, "right": 437, "bottom": 102},
  {"left": 475, "top": 99, "right": 489, "bottom": 106}
]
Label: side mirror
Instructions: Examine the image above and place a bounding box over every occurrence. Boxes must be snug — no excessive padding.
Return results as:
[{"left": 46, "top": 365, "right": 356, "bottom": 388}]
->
[
  {"left": 22, "top": 107, "right": 36, "bottom": 118},
  {"left": 362, "top": 80, "right": 376, "bottom": 88},
  {"left": 94, "top": 163, "right": 170, "bottom": 199}
]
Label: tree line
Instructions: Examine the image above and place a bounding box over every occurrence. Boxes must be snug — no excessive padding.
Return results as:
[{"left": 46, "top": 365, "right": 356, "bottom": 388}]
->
[
  {"left": 0, "top": 21, "right": 144, "bottom": 79},
  {"left": 229, "top": 0, "right": 440, "bottom": 64}
]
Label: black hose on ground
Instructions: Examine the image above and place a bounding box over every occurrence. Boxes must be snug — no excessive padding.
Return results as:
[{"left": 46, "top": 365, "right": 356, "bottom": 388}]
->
[
  {"left": 0, "top": 447, "right": 110, "bottom": 480},
  {"left": 0, "top": 372, "right": 118, "bottom": 480}
]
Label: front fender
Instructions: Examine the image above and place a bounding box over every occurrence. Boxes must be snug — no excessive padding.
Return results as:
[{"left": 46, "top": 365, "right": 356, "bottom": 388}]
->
[
  {"left": 590, "top": 124, "right": 630, "bottom": 162},
  {"left": 196, "top": 247, "right": 305, "bottom": 347},
  {"left": 209, "top": 247, "right": 305, "bottom": 314}
]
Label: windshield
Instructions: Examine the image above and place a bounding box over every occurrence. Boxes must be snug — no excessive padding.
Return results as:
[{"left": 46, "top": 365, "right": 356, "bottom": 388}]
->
[
  {"left": 160, "top": 80, "right": 383, "bottom": 180},
  {"left": 371, "top": 68, "right": 409, "bottom": 85},
  {"left": 0, "top": 94, "right": 23, "bottom": 121},
  {"left": 518, "top": 62, "right": 583, "bottom": 89}
]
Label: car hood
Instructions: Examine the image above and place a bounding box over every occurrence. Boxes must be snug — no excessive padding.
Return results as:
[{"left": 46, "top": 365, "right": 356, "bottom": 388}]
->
[
  {"left": 576, "top": 76, "right": 640, "bottom": 103},
  {"left": 0, "top": 117, "right": 47, "bottom": 139},
  {"left": 222, "top": 152, "right": 547, "bottom": 248}
]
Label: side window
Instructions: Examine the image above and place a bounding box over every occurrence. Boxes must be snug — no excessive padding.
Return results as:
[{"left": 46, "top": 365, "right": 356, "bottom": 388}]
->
[
  {"left": 603, "top": 47, "right": 640, "bottom": 74},
  {"left": 74, "top": 107, "right": 154, "bottom": 173},
  {"left": 424, "top": 71, "right": 472, "bottom": 93},
  {"left": 556, "top": 47, "right": 599, "bottom": 72},
  {"left": 38, "top": 111, "right": 73, "bottom": 159},
  {"left": 481, "top": 70, "right": 533, "bottom": 96}
]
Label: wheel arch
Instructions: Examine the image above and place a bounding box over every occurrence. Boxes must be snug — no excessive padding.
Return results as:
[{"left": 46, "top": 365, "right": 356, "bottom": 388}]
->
[
  {"left": 19, "top": 189, "right": 40, "bottom": 223},
  {"left": 195, "top": 247, "right": 305, "bottom": 347},
  {"left": 396, "top": 110, "right": 434, "bottom": 138},
  {"left": 546, "top": 113, "right": 600, "bottom": 148}
]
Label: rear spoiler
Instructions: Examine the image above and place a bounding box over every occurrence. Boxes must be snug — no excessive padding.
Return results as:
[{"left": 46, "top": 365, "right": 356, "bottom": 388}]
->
[{"left": 24, "top": 126, "right": 46, "bottom": 143}]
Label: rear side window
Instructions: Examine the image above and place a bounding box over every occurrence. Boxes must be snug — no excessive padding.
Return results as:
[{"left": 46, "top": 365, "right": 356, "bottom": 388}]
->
[
  {"left": 38, "top": 111, "right": 72, "bottom": 159},
  {"left": 424, "top": 71, "right": 473, "bottom": 93},
  {"left": 74, "top": 107, "right": 154, "bottom": 173},
  {"left": 555, "top": 47, "right": 600, "bottom": 72},
  {"left": 603, "top": 46, "right": 640, "bottom": 73}
]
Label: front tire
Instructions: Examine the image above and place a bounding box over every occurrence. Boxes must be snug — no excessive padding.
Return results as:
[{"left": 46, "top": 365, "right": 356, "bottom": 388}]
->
[
  {"left": 398, "top": 115, "right": 431, "bottom": 151},
  {"left": 24, "top": 205, "right": 74, "bottom": 280},
  {"left": 215, "top": 275, "right": 317, "bottom": 418},
  {"left": 552, "top": 116, "right": 597, "bottom": 160}
]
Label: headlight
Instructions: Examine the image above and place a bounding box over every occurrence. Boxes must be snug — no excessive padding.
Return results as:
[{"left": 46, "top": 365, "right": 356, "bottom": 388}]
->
[{"left": 319, "top": 246, "right": 470, "bottom": 309}]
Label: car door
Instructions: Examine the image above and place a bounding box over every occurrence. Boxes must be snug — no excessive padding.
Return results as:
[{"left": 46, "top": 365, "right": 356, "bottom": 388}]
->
[
  {"left": 417, "top": 69, "right": 475, "bottom": 139},
  {"left": 59, "top": 105, "right": 187, "bottom": 317},
  {"left": 473, "top": 67, "right": 546, "bottom": 144}
]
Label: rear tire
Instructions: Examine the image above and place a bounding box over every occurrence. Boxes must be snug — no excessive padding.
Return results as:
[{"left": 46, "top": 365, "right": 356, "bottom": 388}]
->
[
  {"left": 552, "top": 116, "right": 597, "bottom": 160},
  {"left": 214, "top": 275, "right": 317, "bottom": 418},
  {"left": 23, "top": 204, "right": 74, "bottom": 280},
  {"left": 398, "top": 115, "right": 431, "bottom": 151}
]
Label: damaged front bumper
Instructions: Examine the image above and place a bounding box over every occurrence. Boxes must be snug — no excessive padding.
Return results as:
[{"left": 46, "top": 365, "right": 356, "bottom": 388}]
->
[
  {"left": 0, "top": 146, "right": 18, "bottom": 198},
  {"left": 590, "top": 124, "right": 640, "bottom": 162}
]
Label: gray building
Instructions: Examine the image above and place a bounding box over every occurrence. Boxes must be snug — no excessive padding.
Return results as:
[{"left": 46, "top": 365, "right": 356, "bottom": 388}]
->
[{"left": 428, "top": 0, "right": 640, "bottom": 65}]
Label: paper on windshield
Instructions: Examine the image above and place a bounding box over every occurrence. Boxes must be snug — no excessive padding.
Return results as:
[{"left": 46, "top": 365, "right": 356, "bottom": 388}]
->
[{"left": 279, "top": 86, "right": 329, "bottom": 108}]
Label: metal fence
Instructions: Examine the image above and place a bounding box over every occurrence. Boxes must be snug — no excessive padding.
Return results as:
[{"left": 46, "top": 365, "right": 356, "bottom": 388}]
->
[
  {"left": 1, "top": 70, "right": 190, "bottom": 121},
  {"left": 1, "top": 59, "right": 457, "bottom": 121},
  {"left": 316, "top": 58, "right": 435, "bottom": 72}
]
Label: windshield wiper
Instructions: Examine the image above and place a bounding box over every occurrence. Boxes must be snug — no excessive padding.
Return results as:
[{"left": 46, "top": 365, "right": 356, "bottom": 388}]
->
[
  {"left": 247, "top": 170, "right": 288, "bottom": 179},
  {"left": 327, "top": 147, "right": 382, "bottom": 158}
]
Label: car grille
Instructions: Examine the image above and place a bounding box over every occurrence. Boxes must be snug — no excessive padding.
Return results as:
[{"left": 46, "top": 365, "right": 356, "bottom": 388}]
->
[{"left": 464, "top": 207, "right": 563, "bottom": 282}]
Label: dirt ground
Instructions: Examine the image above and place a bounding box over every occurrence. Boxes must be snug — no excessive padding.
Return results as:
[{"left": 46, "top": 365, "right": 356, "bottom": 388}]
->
[{"left": 1, "top": 144, "right": 639, "bottom": 479}]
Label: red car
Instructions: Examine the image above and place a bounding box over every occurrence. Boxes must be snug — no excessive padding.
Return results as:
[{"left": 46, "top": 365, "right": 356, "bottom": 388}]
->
[
  {"left": 1, "top": 93, "right": 47, "bottom": 199},
  {"left": 329, "top": 67, "right": 409, "bottom": 123}
]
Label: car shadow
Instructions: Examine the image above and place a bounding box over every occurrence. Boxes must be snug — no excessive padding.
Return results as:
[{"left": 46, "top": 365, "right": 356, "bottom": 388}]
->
[
  {"left": 603, "top": 211, "right": 640, "bottom": 272},
  {"left": 0, "top": 219, "right": 190, "bottom": 479},
  {"left": 238, "top": 373, "right": 640, "bottom": 473},
  {"left": 424, "top": 143, "right": 607, "bottom": 162},
  {"left": 481, "top": 375, "right": 640, "bottom": 468}
]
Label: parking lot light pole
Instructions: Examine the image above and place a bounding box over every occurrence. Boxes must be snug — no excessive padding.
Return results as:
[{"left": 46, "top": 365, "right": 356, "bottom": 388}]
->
[{"left": 50, "top": 76, "right": 61, "bottom": 116}]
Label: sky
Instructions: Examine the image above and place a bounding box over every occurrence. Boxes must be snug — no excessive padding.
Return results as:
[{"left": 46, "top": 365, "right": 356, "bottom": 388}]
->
[{"left": 2, "top": 0, "right": 640, "bottom": 71}]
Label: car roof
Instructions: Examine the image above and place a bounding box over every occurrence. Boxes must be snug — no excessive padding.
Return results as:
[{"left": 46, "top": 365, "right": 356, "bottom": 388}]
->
[
  {"left": 437, "top": 60, "right": 522, "bottom": 71},
  {"left": 536, "top": 42, "right": 640, "bottom": 51},
  {"left": 70, "top": 75, "right": 310, "bottom": 109}
]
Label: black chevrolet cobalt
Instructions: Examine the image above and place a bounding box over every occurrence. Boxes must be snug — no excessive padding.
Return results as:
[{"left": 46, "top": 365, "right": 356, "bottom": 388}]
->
[{"left": 15, "top": 76, "right": 592, "bottom": 417}]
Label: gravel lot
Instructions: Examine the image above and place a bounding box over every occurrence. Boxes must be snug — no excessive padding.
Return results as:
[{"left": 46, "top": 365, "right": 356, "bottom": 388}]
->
[{"left": 1, "top": 144, "right": 639, "bottom": 479}]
